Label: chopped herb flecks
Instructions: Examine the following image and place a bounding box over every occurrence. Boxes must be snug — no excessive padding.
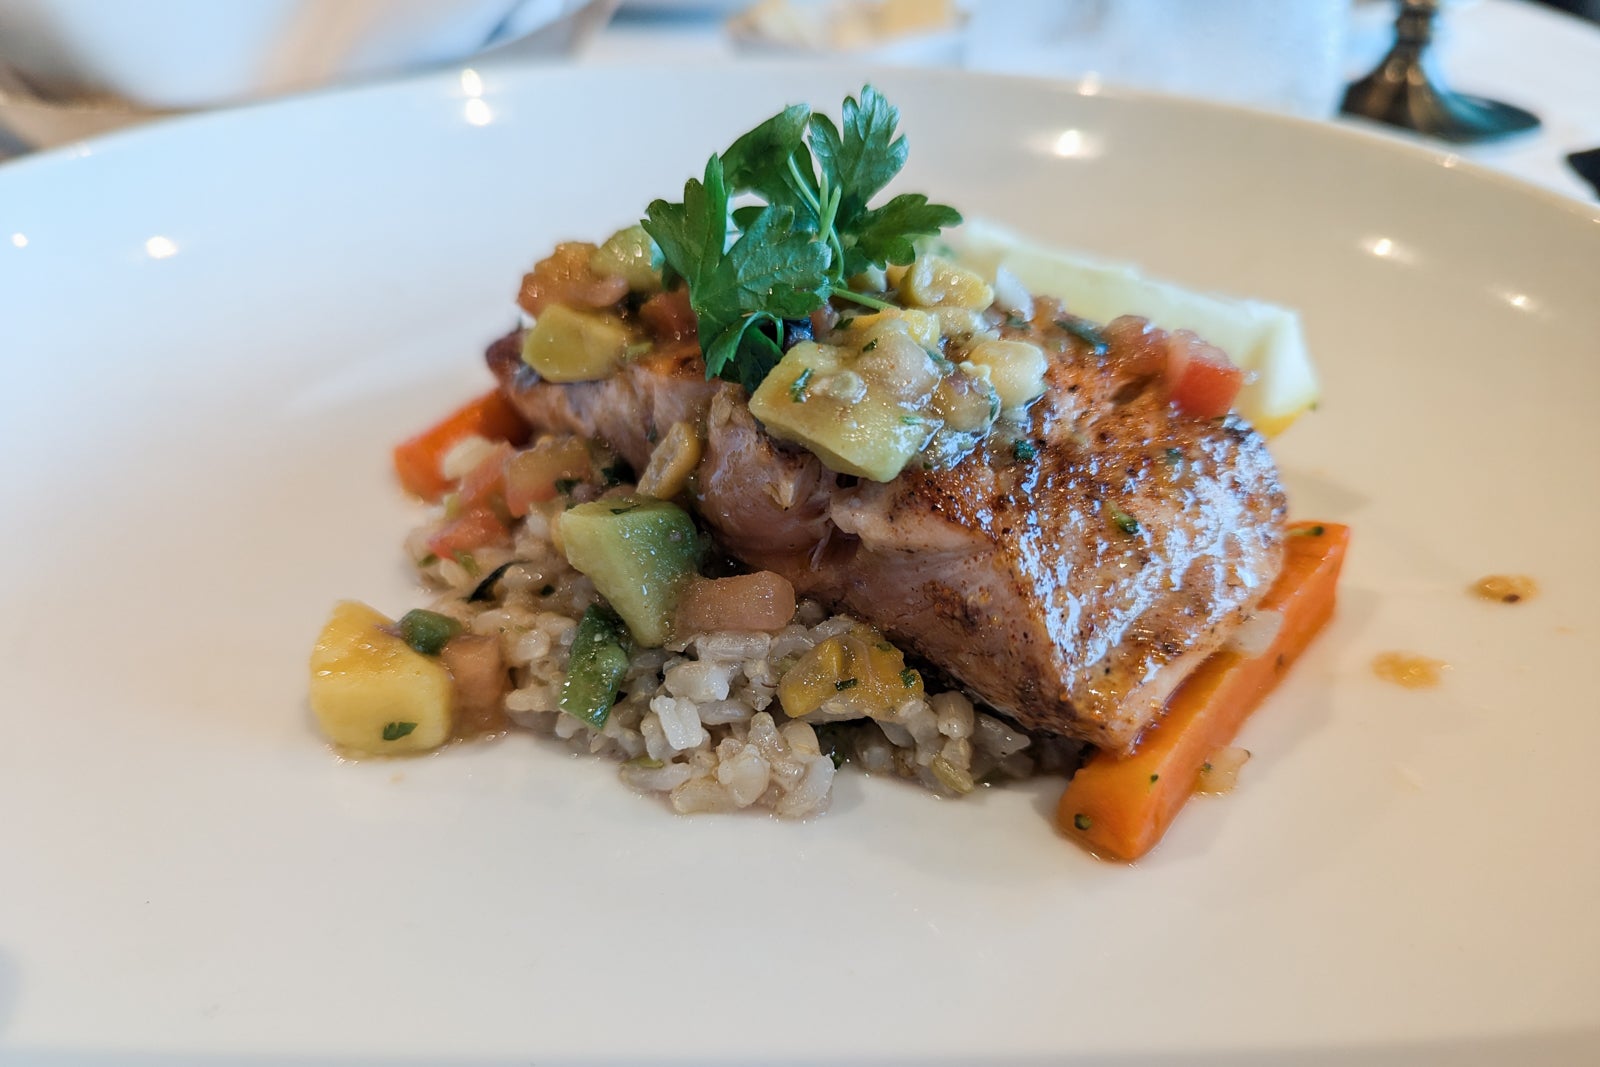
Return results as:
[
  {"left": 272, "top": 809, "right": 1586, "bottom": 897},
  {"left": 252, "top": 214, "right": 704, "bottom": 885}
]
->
[
  {"left": 790, "top": 367, "right": 813, "bottom": 402},
  {"left": 1073, "top": 813, "right": 1092, "bottom": 832},
  {"left": 1109, "top": 506, "right": 1140, "bottom": 536},
  {"left": 1055, "top": 317, "right": 1109, "bottom": 357},
  {"left": 382, "top": 721, "right": 418, "bottom": 742},
  {"left": 1013, "top": 439, "right": 1038, "bottom": 462},
  {"left": 900, "top": 668, "right": 918, "bottom": 688},
  {"left": 835, "top": 677, "right": 859, "bottom": 691}
]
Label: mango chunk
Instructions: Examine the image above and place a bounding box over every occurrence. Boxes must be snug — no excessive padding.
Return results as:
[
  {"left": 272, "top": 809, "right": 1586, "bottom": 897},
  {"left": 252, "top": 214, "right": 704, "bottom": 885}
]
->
[
  {"left": 309, "top": 601, "right": 454, "bottom": 756},
  {"left": 778, "top": 622, "right": 924, "bottom": 719}
]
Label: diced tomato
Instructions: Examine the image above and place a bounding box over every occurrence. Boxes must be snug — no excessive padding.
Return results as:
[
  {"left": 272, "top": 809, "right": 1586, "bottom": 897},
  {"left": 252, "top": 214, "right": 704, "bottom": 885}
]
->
[
  {"left": 504, "top": 437, "right": 594, "bottom": 517},
  {"left": 1166, "top": 331, "right": 1245, "bottom": 419},
  {"left": 674, "top": 572, "right": 797, "bottom": 636},
  {"left": 426, "top": 505, "right": 510, "bottom": 559},
  {"left": 517, "top": 242, "right": 629, "bottom": 316},
  {"left": 638, "top": 287, "right": 697, "bottom": 342},
  {"left": 455, "top": 441, "right": 514, "bottom": 512}
]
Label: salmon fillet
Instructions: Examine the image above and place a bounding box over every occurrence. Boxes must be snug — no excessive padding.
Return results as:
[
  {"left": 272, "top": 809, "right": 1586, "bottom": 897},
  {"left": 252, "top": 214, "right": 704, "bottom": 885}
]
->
[{"left": 488, "top": 303, "right": 1286, "bottom": 752}]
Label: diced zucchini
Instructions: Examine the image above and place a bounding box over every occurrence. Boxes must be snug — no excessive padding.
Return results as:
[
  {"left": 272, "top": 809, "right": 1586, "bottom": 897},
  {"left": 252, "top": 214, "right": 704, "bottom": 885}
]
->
[
  {"left": 309, "top": 601, "right": 454, "bottom": 756},
  {"left": 560, "top": 606, "right": 630, "bottom": 727},
  {"left": 521, "top": 304, "right": 633, "bottom": 382},
  {"left": 748, "top": 340, "right": 938, "bottom": 482},
  {"left": 590, "top": 224, "right": 662, "bottom": 294},
  {"left": 555, "top": 495, "right": 700, "bottom": 647}
]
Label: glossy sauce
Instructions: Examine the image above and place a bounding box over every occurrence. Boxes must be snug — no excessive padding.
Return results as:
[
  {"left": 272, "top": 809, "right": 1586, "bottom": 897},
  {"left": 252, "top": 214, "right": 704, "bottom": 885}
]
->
[
  {"left": 1372, "top": 651, "right": 1447, "bottom": 689},
  {"left": 1473, "top": 574, "right": 1538, "bottom": 604}
]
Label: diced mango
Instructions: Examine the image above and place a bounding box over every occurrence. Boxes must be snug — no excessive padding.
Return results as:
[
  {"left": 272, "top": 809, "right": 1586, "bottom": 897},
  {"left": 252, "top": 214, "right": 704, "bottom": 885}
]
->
[
  {"left": 636, "top": 420, "right": 702, "bottom": 500},
  {"left": 899, "top": 253, "right": 994, "bottom": 310},
  {"left": 845, "top": 307, "right": 941, "bottom": 350},
  {"left": 962, "top": 338, "right": 1047, "bottom": 410},
  {"left": 778, "top": 622, "right": 924, "bottom": 718},
  {"left": 309, "top": 601, "right": 454, "bottom": 756}
]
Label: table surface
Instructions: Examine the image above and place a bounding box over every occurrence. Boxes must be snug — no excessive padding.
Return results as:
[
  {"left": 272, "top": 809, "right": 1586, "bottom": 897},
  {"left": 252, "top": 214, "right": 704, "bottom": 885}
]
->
[{"left": 2, "top": 0, "right": 1597, "bottom": 202}]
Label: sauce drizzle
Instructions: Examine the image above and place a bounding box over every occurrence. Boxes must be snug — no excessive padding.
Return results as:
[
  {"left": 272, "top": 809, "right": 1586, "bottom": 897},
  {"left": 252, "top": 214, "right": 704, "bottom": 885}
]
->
[
  {"left": 1372, "top": 651, "right": 1447, "bottom": 689},
  {"left": 1473, "top": 574, "right": 1538, "bottom": 604}
]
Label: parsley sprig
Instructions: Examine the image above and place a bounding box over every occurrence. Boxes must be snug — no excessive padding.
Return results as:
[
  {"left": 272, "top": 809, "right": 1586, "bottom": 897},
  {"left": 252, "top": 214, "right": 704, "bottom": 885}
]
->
[{"left": 641, "top": 87, "right": 961, "bottom": 393}]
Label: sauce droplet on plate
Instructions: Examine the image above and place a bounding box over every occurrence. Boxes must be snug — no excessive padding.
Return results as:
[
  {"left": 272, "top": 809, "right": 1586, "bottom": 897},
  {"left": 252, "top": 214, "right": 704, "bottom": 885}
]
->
[
  {"left": 1373, "top": 652, "right": 1447, "bottom": 689},
  {"left": 1472, "top": 574, "right": 1538, "bottom": 604}
]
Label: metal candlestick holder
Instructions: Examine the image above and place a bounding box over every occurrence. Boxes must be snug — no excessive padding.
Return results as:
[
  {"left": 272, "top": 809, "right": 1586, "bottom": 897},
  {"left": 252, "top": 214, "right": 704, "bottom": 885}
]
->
[{"left": 1342, "top": 0, "right": 1540, "bottom": 143}]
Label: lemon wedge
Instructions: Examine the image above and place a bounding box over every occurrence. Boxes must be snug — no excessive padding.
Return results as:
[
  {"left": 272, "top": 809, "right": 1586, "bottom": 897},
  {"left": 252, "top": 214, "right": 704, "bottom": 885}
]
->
[{"left": 950, "top": 219, "right": 1319, "bottom": 437}]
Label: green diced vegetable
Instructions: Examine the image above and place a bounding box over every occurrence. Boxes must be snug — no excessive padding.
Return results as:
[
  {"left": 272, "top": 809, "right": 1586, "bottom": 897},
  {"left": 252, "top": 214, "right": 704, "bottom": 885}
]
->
[
  {"left": 521, "top": 304, "right": 633, "bottom": 383},
  {"left": 555, "top": 495, "right": 701, "bottom": 647},
  {"left": 560, "top": 606, "right": 630, "bottom": 728},
  {"left": 590, "top": 225, "right": 663, "bottom": 294},
  {"left": 397, "top": 609, "right": 462, "bottom": 656},
  {"left": 748, "top": 338, "right": 937, "bottom": 482}
]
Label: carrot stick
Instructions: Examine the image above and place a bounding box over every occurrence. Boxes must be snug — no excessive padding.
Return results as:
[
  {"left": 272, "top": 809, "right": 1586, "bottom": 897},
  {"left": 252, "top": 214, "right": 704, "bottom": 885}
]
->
[
  {"left": 393, "top": 389, "right": 531, "bottom": 500},
  {"left": 1057, "top": 521, "right": 1350, "bottom": 861}
]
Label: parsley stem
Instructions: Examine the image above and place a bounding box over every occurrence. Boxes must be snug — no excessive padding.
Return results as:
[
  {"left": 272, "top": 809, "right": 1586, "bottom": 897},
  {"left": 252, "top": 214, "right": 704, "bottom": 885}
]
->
[
  {"left": 786, "top": 153, "right": 824, "bottom": 220},
  {"left": 832, "top": 289, "right": 894, "bottom": 310},
  {"left": 819, "top": 184, "right": 846, "bottom": 275}
]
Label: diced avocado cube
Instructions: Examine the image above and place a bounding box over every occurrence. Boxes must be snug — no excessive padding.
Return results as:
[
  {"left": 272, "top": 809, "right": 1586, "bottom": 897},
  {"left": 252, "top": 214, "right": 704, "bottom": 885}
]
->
[
  {"left": 521, "top": 304, "right": 632, "bottom": 383},
  {"left": 556, "top": 496, "right": 700, "bottom": 647},
  {"left": 590, "top": 225, "right": 662, "bottom": 294},
  {"left": 748, "top": 341, "right": 937, "bottom": 482}
]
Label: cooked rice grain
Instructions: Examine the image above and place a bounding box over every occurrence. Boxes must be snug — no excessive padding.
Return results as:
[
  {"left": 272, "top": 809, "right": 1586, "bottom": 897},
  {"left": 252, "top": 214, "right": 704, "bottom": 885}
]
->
[{"left": 410, "top": 485, "right": 1076, "bottom": 817}]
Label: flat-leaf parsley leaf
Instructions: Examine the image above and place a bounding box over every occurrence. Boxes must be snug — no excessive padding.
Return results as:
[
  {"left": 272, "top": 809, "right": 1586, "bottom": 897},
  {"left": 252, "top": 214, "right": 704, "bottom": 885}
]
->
[{"left": 641, "top": 86, "right": 960, "bottom": 395}]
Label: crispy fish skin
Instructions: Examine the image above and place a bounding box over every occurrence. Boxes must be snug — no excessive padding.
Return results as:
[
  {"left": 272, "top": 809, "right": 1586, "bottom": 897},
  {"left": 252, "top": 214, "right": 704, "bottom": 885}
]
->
[{"left": 489, "top": 302, "right": 1285, "bottom": 752}]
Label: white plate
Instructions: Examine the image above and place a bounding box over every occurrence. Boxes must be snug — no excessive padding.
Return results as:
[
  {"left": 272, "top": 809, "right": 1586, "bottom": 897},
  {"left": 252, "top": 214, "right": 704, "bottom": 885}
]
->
[{"left": 2, "top": 63, "right": 1598, "bottom": 1064}]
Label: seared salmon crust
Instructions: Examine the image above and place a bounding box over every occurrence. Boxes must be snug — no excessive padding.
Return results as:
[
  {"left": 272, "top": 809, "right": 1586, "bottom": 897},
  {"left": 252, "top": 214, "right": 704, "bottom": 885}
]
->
[{"left": 489, "top": 298, "right": 1286, "bottom": 752}]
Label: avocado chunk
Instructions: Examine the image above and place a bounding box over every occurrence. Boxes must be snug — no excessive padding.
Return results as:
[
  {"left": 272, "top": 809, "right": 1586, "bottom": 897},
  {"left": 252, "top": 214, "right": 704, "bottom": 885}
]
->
[
  {"left": 556, "top": 496, "right": 700, "bottom": 647},
  {"left": 521, "top": 304, "right": 633, "bottom": 383},
  {"left": 748, "top": 337, "right": 939, "bottom": 482}
]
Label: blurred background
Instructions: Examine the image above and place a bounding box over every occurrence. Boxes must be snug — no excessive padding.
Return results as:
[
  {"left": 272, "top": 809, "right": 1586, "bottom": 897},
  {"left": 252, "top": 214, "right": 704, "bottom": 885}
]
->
[{"left": 0, "top": 0, "right": 1596, "bottom": 197}]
